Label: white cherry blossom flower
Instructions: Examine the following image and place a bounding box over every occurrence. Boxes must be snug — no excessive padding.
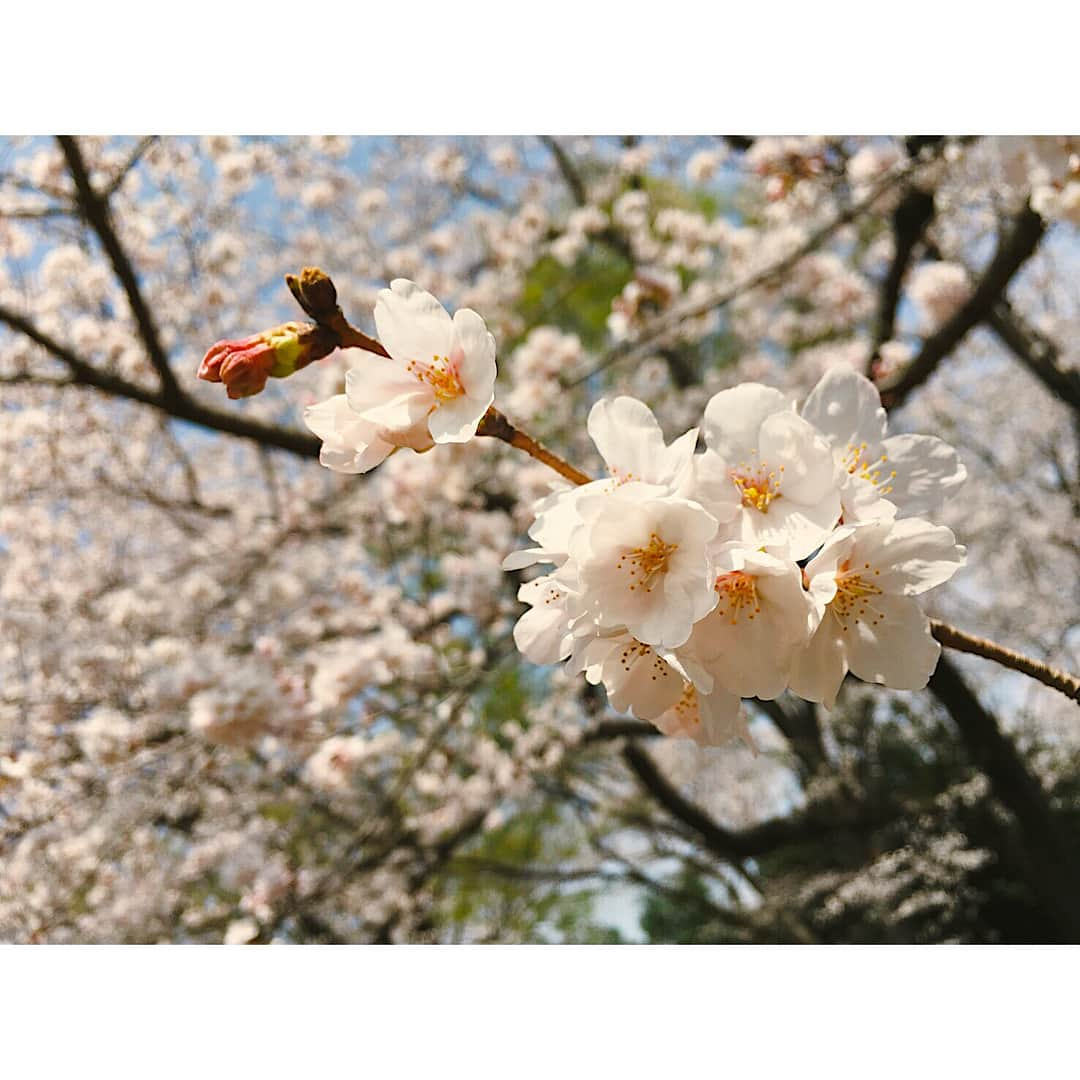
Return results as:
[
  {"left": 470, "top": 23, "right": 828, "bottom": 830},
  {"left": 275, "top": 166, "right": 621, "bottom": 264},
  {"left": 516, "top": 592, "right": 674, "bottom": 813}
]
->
[
  {"left": 512, "top": 574, "right": 575, "bottom": 665},
  {"left": 789, "top": 519, "right": 966, "bottom": 707},
  {"left": 699, "top": 383, "right": 840, "bottom": 558},
  {"left": 801, "top": 365, "right": 966, "bottom": 522},
  {"left": 503, "top": 396, "right": 695, "bottom": 572},
  {"left": 305, "top": 280, "right": 497, "bottom": 473},
  {"left": 651, "top": 682, "right": 753, "bottom": 750},
  {"left": 685, "top": 542, "right": 813, "bottom": 701},
  {"left": 569, "top": 484, "right": 719, "bottom": 649},
  {"left": 587, "top": 395, "right": 698, "bottom": 491},
  {"left": 304, "top": 391, "right": 432, "bottom": 475},
  {"left": 568, "top": 631, "right": 686, "bottom": 721}
]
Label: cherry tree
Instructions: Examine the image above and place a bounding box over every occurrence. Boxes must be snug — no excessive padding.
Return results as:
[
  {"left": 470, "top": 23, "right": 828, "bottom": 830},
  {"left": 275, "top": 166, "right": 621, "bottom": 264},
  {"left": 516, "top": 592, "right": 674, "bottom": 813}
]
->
[{"left": 1, "top": 135, "right": 1077, "bottom": 943}]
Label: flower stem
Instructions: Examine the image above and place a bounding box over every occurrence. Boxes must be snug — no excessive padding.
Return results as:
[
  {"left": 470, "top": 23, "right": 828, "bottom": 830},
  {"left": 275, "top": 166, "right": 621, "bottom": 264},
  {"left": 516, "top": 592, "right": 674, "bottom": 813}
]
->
[
  {"left": 930, "top": 620, "right": 1080, "bottom": 704},
  {"left": 475, "top": 407, "right": 592, "bottom": 487}
]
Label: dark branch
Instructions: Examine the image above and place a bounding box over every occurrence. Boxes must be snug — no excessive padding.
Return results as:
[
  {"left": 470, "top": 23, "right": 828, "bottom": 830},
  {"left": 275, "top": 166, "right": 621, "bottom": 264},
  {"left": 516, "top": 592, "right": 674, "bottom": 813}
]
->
[
  {"left": 987, "top": 299, "right": 1080, "bottom": 417},
  {"left": 0, "top": 301, "right": 320, "bottom": 458},
  {"left": 539, "top": 135, "right": 587, "bottom": 206},
  {"left": 868, "top": 185, "right": 935, "bottom": 371},
  {"left": 57, "top": 135, "right": 184, "bottom": 405},
  {"left": 928, "top": 655, "right": 1080, "bottom": 941},
  {"left": 880, "top": 204, "right": 1046, "bottom": 408}
]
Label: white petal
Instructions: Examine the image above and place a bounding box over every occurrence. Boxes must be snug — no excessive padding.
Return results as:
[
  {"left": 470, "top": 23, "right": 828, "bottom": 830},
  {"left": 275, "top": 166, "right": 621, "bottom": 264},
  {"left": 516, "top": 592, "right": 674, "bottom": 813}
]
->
[
  {"left": 513, "top": 578, "right": 573, "bottom": 664},
  {"left": 373, "top": 279, "right": 454, "bottom": 365},
  {"left": 587, "top": 396, "right": 667, "bottom": 481},
  {"left": 604, "top": 642, "right": 684, "bottom": 720},
  {"left": 502, "top": 548, "right": 551, "bottom": 571},
  {"left": 698, "top": 688, "right": 754, "bottom": 750},
  {"left": 801, "top": 364, "right": 887, "bottom": 449},
  {"left": 344, "top": 358, "right": 424, "bottom": 410},
  {"left": 452, "top": 307, "right": 497, "bottom": 401},
  {"left": 758, "top": 411, "right": 839, "bottom": 507},
  {"left": 856, "top": 518, "right": 966, "bottom": 595},
  {"left": 703, "top": 383, "right": 792, "bottom": 455},
  {"left": 844, "top": 593, "right": 941, "bottom": 691},
  {"left": 427, "top": 394, "right": 488, "bottom": 443},
  {"left": 738, "top": 496, "right": 840, "bottom": 562},
  {"left": 879, "top": 433, "right": 967, "bottom": 517},
  {"left": 682, "top": 450, "right": 741, "bottom": 523},
  {"left": 304, "top": 395, "right": 395, "bottom": 474},
  {"left": 789, "top": 612, "right": 849, "bottom": 709}
]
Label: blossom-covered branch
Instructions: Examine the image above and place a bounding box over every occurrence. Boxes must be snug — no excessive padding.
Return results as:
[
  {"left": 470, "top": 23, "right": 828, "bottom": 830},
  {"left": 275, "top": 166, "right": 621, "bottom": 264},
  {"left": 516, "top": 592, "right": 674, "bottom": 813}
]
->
[{"left": 201, "top": 269, "right": 1076, "bottom": 751}]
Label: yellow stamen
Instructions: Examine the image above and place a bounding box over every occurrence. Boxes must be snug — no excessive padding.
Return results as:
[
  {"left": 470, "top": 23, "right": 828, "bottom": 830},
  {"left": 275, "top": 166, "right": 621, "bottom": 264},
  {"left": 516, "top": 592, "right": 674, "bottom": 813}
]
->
[{"left": 616, "top": 532, "right": 679, "bottom": 593}]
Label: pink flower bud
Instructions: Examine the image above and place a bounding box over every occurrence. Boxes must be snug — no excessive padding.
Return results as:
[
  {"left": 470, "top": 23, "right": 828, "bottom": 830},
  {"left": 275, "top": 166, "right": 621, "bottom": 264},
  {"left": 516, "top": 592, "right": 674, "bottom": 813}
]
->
[{"left": 198, "top": 321, "right": 320, "bottom": 399}]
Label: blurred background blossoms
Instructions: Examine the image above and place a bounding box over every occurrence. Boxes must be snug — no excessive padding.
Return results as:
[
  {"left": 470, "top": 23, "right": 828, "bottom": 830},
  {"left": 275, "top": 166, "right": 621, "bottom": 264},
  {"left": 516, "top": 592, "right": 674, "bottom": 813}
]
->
[{"left": 0, "top": 135, "right": 1078, "bottom": 943}]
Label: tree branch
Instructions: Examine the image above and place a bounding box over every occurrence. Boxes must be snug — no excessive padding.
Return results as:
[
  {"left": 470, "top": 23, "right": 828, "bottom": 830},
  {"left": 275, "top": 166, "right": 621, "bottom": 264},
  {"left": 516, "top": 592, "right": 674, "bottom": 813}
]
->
[
  {"left": 931, "top": 620, "right": 1079, "bottom": 703},
  {"left": 0, "top": 301, "right": 320, "bottom": 458},
  {"left": 539, "top": 135, "right": 587, "bottom": 206},
  {"left": 868, "top": 184, "right": 935, "bottom": 371},
  {"left": 57, "top": 135, "right": 184, "bottom": 405},
  {"left": 570, "top": 149, "right": 939, "bottom": 386},
  {"left": 879, "top": 204, "right": 1047, "bottom": 408},
  {"left": 986, "top": 299, "right": 1080, "bottom": 416},
  {"left": 928, "top": 655, "right": 1080, "bottom": 940}
]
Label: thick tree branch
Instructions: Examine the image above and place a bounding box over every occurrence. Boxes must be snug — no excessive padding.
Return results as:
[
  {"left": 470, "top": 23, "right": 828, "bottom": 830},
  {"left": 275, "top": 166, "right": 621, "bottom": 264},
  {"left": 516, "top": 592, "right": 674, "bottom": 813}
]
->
[
  {"left": 928, "top": 656, "right": 1080, "bottom": 940},
  {"left": 987, "top": 299, "right": 1080, "bottom": 416},
  {"left": 879, "top": 204, "right": 1047, "bottom": 408},
  {"left": 57, "top": 135, "right": 184, "bottom": 405},
  {"left": 0, "top": 301, "right": 320, "bottom": 458},
  {"left": 868, "top": 185, "right": 935, "bottom": 371},
  {"left": 539, "top": 135, "right": 587, "bottom": 206}
]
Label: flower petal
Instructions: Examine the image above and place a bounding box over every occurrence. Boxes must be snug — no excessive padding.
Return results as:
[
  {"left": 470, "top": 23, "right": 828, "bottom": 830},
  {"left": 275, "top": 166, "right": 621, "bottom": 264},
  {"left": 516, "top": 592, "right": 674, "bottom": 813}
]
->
[
  {"left": 855, "top": 518, "right": 966, "bottom": 595},
  {"left": 801, "top": 365, "right": 887, "bottom": 449},
  {"left": 587, "top": 396, "right": 668, "bottom": 481},
  {"left": 427, "top": 394, "right": 488, "bottom": 443},
  {"left": 452, "top": 307, "right": 497, "bottom": 401},
  {"left": 304, "top": 395, "right": 395, "bottom": 474},
  {"left": 789, "top": 611, "right": 849, "bottom": 708},
  {"left": 703, "top": 383, "right": 792, "bottom": 455},
  {"left": 844, "top": 593, "right": 941, "bottom": 691},
  {"left": 373, "top": 279, "right": 455, "bottom": 365},
  {"left": 879, "top": 433, "right": 967, "bottom": 517}
]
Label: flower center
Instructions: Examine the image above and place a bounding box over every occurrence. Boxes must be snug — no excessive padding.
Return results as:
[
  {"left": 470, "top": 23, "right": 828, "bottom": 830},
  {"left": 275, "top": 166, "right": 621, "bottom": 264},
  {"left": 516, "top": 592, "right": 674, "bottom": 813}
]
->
[
  {"left": 617, "top": 639, "right": 674, "bottom": 683},
  {"left": 407, "top": 353, "right": 465, "bottom": 403},
  {"left": 715, "top": 571, "right": 762, "bottom": 624},
  {"left": 832, "top": 560, "right": 884, "bottom": 629},
  {"left": 671, "top": 683, "right": 700, "bottom": 724},
  {"left": 617, "top": 532, "right": 679, "bottom": 593},
  {"left": 843, "top": 441, "right": 898, "bottom": 495},
  {"left": 731, "top": 459, "right": 784, "bottom": 512}
]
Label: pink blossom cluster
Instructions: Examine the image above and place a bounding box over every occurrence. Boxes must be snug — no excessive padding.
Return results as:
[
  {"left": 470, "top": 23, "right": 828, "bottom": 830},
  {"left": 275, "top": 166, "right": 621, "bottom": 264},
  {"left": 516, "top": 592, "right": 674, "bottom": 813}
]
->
[{"left": 506, "top": 367, "right": 967, "bottom": 746}]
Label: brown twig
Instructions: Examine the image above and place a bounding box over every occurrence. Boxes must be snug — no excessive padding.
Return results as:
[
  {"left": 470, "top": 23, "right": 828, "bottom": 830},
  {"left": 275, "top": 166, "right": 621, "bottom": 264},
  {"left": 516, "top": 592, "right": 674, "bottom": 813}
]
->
[
  {"left": 930, "top": 620, "right": 1080, "bottom": 704},
  {"left": 475, "top": 407, "right": 593, "bottom": 487}
]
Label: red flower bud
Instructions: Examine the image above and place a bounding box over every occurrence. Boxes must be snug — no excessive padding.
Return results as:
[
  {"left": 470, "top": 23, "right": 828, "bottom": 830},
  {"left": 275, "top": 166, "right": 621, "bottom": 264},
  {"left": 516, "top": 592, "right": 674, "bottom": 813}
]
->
[{"left": 198, "top": 321, "right": 323, "bottom": 399}]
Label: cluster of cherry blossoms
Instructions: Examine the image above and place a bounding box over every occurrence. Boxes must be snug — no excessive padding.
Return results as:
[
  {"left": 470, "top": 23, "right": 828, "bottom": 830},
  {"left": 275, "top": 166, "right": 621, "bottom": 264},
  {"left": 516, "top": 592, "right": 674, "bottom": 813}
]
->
[
  {"left": 301, "top": 279, "right": 968, "bottom": 751},
  {"left": 505, "top": 371, "right": 967, "bottom": 748}
]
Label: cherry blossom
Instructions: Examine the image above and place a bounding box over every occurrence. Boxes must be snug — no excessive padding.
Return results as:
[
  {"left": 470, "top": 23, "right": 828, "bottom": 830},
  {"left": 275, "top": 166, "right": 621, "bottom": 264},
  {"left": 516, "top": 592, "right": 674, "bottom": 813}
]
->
[
  {"left": 800, "top": 365, "right": 967, "bottom": 522},
  {"left": 790, "top": 519, "right": 966, "bottom": 707},
  {"left": 699, "top": 383, "right": 841, "bottom": 558},
  {"left": 305, "top": 279, "right": 497, "bottom": 473}
]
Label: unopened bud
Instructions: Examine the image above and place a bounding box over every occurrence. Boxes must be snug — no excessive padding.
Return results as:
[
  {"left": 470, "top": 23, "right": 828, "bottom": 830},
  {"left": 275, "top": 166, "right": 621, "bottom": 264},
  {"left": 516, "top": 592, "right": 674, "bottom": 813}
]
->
[
  {"left": 285, "top": 266, "right": 340, "bottom": 322},
  {"left": 198, "top": 321, "right": 333, "bottom": 399}
]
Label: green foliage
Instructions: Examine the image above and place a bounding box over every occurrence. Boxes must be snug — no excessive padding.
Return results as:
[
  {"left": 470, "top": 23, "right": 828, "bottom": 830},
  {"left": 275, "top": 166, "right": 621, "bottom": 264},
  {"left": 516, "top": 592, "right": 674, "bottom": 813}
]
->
[{"left": 516, "top": 250, "right": 634, "bottom": 353}]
